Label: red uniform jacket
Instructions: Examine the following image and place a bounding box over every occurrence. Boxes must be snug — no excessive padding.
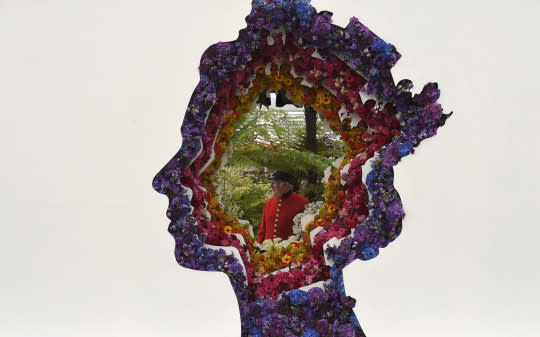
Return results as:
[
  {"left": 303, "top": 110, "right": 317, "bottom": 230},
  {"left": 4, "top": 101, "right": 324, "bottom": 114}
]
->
[{"left": 257, "top": 191, "right": 309, "bottom": 243}]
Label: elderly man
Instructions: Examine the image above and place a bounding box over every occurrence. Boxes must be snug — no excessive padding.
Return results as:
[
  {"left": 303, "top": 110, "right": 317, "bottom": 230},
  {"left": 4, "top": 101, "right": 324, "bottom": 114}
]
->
[{"left": 256, "top": 170, "right": 309, "bottom": 244}]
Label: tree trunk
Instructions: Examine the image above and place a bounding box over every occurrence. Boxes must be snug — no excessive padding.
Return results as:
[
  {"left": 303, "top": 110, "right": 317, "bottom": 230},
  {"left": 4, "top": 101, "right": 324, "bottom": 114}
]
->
[
  {"left": 304, "top": 106, "right": 317, "bottom": 154},
  {"left": 304, "top": 106, "right": 319, "bottom": 200}
]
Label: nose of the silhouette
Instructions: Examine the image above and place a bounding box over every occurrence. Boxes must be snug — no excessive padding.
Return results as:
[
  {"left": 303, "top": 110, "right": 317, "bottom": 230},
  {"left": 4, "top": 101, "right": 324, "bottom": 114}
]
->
[{"left": 152, "top": 166, "right": 167, "bottom": 195}]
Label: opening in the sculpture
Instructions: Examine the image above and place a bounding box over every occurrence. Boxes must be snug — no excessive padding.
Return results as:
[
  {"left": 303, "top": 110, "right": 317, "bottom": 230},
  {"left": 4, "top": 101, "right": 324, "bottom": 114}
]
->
[
  {"left": 198, "top": 74, "right": 357, "bottom": 281},
  {"left": 214, "top": 91, "right": 345, "bottom": 240},
  {"left": 193, "top": 52, "right": 390, "bottom": 288}
]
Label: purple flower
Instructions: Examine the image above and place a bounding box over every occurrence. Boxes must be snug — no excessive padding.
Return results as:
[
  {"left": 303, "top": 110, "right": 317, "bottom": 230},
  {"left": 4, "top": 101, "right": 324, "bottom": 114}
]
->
[
  {"left": 249, "top": 327, "right": 262, "bottom": 337},
  {"left": 329, "top": 271, "right": 346, "bottom": 295},
  {"left": 371, "top": 39, "right": 394, "bottom": 60},
  {"left": 353, "top": 226, "right": 376, "bottom": 244},
  {"left": 382, "top": 149, "right": 399, "bottom": 167},
  {"left": 413, "top": 82, "right": 440, "bottom": 105},
  {"left": 288, "top": 289, "right": 308, "bottom": 306},
  {"left": 338, "top": 323, "right": 357, "bottom": 336},
  {"left": 398, "top": 141, "right": 413, "bottom": 157},
  {"left": 342, "top": 296, "right": 356, "bottom": 309},
  {"left": 396, "top": 91, "right": 413, "bottom": 113},
  {"left": 315, "top": 319, "right": 329, "bottom": 334},
  {"left": 302, "top": 327, "right": 321, "bottom": 337},
  {"left": 360, "top": 247, "right": 377, "bottom": 260},
  {"left": 312, "top": 12, "right": 332, "bottom": 36},
  {"left": 422, "top": 103, "right": 443, "bottom": 123},
  {"left": 350, "top": 313, "right": 361, "bottom": 328},
  {"left": 295, "top": 1, "right": 314, "bottom": 21},
  {"left": 386, "top": 200, "right": 405, "bottom": 224}
]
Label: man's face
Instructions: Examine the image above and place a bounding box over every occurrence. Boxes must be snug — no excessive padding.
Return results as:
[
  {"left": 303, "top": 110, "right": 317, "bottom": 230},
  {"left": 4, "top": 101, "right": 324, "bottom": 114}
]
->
[{"left": 270, "top": 179, "right": 291, "bottom": 198}]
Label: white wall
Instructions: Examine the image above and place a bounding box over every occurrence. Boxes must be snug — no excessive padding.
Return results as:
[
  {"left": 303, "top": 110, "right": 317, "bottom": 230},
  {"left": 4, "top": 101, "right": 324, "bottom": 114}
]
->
[{"left": 1, "top": 1, "right": 538, "bottom": 336}]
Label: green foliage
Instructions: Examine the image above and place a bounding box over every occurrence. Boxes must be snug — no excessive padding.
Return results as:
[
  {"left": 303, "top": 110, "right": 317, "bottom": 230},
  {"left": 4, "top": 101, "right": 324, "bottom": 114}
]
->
[
  {"left": 297, "top": 183, "right": 326, "bottom": 203},
  {"left": 215, "top": 166, "right": 270, "bottom": 234},
  {"left": 232, "top": 108, "right": 305, "bottom": 151},
  {"left": 229, "top": 147, "right": 330, "bottom": 181},
  {"left": 312, "top": 122, "right": 345, "bottom": 160},
  {"left": 230, "top": 108, "right": 340, "bottom": 181},
  {"left": 215, "top": 106, "right": 345, "bottom": 232}
]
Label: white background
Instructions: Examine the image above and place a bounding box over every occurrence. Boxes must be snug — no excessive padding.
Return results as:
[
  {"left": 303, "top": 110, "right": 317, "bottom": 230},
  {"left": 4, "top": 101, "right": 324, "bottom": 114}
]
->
[{"left": 1, "top": 0, "right": 539, "bottom": 336}]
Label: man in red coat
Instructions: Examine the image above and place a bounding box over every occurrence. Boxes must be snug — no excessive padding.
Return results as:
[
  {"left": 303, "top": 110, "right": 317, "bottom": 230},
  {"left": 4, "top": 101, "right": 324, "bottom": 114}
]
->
[{"left": 257, "top": 170, "right": 309, "bottom": 244}]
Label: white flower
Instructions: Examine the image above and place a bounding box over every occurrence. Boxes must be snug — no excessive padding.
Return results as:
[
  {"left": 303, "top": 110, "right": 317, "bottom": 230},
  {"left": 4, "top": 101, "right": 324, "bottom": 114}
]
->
[{"left": 292, "top": 201, "right": 324, "bottom": 235}]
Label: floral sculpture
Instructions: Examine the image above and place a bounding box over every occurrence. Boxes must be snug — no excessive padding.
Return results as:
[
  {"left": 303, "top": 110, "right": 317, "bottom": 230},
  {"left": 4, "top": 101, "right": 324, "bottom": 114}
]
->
[{"left": 153, "top": 0, "right": 450, "bottom": 336}]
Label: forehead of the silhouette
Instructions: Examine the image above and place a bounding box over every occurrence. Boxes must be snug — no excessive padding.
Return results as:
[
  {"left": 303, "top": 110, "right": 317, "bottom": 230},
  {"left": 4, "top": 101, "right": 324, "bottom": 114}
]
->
[{"left": 152, "top": 0, "right": 449, "bottom": 304}]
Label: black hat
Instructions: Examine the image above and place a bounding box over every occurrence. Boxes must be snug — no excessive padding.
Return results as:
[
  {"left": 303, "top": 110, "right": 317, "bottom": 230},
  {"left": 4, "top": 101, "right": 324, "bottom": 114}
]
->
[{"left": 269, "top": 170, "right": 296, "bottom": 185}]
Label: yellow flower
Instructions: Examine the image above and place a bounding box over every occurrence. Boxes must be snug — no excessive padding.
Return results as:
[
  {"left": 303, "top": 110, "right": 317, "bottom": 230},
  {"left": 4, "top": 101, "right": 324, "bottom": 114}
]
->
[
  {"left": 281, "top": 254, "right": 292, "bottom": 264},
  {"left": 223, "top": 225, "right": 233, "bottom": 234}
]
